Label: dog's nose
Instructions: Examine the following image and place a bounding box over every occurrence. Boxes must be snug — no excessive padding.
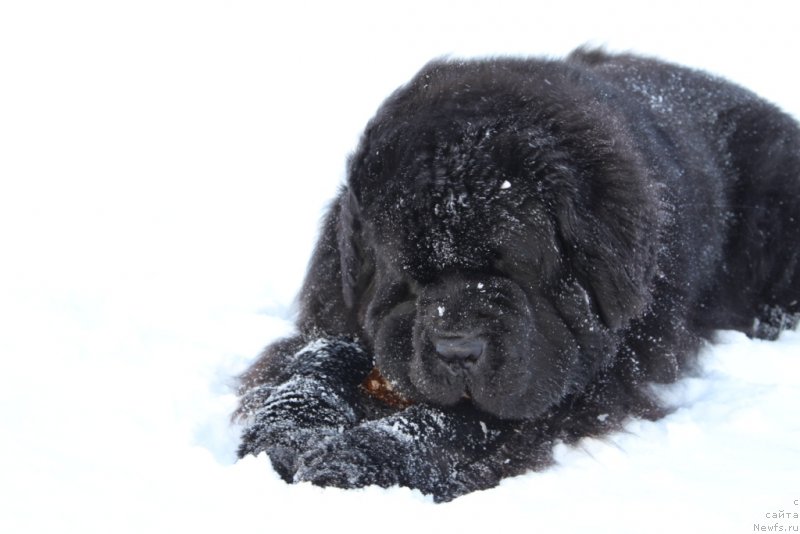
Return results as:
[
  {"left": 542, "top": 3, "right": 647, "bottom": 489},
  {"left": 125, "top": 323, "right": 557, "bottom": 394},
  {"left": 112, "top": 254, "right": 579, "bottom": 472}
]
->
[{"left": 434, "top": 335, "right": 486, "bottom": 367}]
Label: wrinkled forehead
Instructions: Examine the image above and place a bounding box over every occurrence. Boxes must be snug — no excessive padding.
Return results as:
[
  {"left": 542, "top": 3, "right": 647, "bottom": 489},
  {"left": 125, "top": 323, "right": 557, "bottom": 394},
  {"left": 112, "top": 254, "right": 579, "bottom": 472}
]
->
[
  {"left": 365, "top": 176, "right": 548, "bottom": 283},
  {"left": 350, "top": 115, "right": 562, "bottom": 280}
]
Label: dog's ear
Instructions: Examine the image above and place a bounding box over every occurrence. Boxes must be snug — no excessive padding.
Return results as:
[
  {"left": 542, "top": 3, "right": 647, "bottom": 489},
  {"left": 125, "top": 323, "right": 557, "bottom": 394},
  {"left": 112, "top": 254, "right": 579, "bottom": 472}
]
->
[
  {"left": 547, "top": 129, "right": 661, "bottom": 331},
  {"left": 297, "top": 188, "right": 371, "bottom": 335},
  {"left": 572, "top": 171, "right": 661, "bottom": 330},
  {"left": 337, "top": 187, "right": 372, "bottom": 309},
  {"left": 573, "top": 221, "right": 657, "bottom": 330}
]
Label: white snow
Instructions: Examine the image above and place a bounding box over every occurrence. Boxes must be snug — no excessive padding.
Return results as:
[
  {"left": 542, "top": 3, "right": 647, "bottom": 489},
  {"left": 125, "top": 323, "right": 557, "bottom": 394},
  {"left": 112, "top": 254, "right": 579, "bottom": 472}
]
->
[{"left": 1, "top": 1, "right": 799, "bottom": 533}]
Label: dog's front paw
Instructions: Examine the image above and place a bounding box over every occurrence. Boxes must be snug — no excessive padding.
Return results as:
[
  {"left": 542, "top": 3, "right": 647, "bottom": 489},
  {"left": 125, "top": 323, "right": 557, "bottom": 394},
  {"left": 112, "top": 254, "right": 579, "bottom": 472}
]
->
[
  {"left": 237, "top": 338, "right": 374, "bottom": 479},
  {"left": 294, "top": 404, "right": 511, "bottom": 500},
  {"left": 294, "top": 422, "right": 409, "bottom": 490},
  {"left": 238, "top": 375, "right": 360, "bottom": 479}
]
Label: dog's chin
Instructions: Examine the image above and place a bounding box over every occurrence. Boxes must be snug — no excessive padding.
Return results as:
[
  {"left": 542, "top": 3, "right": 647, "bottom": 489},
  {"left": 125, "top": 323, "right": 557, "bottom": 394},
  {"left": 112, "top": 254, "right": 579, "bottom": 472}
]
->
[
  {"left": 407, "top": 363, "right": 467, "bottom": 407},
  {"left": 405, "top": 362, "right": 535, "bottom": 421},
  {"left": 420, "top": 386, "right": 544, "bottom": 421}
]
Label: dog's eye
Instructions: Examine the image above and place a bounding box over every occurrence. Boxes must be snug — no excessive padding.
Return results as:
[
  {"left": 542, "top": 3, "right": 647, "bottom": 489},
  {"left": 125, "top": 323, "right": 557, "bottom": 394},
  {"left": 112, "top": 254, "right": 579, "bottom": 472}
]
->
[
  {"left": 487, "top": 291, "right": 514, "bottom": 309},
  {"left": 367, "top": 281, "right": 417, "bottom": 322}
]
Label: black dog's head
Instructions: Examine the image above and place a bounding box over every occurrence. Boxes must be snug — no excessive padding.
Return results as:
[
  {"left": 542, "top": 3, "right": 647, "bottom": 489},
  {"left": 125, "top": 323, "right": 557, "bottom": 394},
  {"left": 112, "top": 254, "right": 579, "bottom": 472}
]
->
[{"left": 338, "top": 59, "right": 662, "bottom": 420}]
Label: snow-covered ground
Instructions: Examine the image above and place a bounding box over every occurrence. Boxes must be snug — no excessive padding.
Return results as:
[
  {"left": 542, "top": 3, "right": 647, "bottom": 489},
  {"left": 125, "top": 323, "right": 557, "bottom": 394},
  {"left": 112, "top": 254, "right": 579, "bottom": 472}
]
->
[{"left": 1, "top": 1, "right": 798, "bottom": 533}]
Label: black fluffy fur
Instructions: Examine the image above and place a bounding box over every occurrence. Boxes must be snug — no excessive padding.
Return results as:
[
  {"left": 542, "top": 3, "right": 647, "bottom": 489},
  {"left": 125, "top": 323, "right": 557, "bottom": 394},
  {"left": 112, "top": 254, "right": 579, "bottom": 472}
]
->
[{"left": 235, "top": 49, "right": 800, "bottom": 501}]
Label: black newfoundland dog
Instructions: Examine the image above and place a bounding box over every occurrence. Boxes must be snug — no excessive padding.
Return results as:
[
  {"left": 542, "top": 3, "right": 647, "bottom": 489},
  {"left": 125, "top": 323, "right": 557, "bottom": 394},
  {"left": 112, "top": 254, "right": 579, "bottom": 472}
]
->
[{"left": 235, "top": 49, "right": 800, "bottom": 501}]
